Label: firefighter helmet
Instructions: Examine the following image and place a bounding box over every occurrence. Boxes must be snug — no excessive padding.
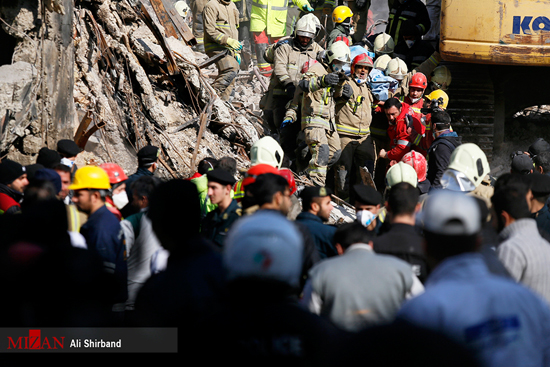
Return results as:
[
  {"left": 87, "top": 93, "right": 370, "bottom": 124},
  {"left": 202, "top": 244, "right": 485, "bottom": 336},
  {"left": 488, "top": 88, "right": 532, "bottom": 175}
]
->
[
  {"left": 69, "top": 166, "right": 111, "bottom": 191},
  {"left": 385, "top": 57, "right": 408, "bottom": 81},
  {"left": 327, "top": 41, "right": 351, "bottom": 64},
  {"left": 250, "top": 137, "right": 284, "bottom": 169},
  {"left": 100, "top": 163, "right": 128, "bottom": 184},
  {"left": 242, "top": 164, "right": 280, "bottom": 189},
  {"left": 295, "top": 13, "right": 318, "bottom": 39},
  {"left": 385, "top": 161, "right": 418, "bottom": 188},
  {"left": 401, "top": 151, "right": 427, "bottom": 182},
  {"left": 409, "top": 72, "right": 427, "bottom": 90},
  {"left": 373, "top": 54, "right": 391, "bottom": 70},
  {"left": 426, "top": 89, "right": 449, "bottom": 110},
  {"left": 447, "top": 143, "right": 490, "bottom": 188},
  {"left": 430, "top": 65, "right": 452, "bottom": 91},
  {"left": 373, "top": 33, "right": 395, "bottom": 56},
  {"left": 332, "top": 6, "right": 353, "bottom": 24},
  {"left": 278, "top": 168, "right": 297, "bottom": 195},
  {"left": 351, "top": 53, "right": 374, "bottom": 74}
]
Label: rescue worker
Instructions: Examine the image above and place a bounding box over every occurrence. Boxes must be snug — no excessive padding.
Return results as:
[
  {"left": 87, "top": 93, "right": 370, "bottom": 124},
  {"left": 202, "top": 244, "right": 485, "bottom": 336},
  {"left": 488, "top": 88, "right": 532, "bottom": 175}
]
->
[
  {"left": 203, "top": 0, "right": 242, "bottom": 101},
  {"left": 327, "top": 6, "right": 353, "bottom": 48},
  {"left": 393, "top": 20, "right": 434, "bottom": 70},
  {"left": 379, "top": 97, "right": 425, "bottom": 162},
  {"left": 294, "top": 40, "right": 350, "bottom": 186},
  {"left": 386, "top": 0, "right": 431, "bottom": 44},
  {"left": 233, "top": 0, "right": 252, "bottom": 57},
  {"left": 264, "top": 14, "right": 323, "bottom": 137},
  {"left": 0, "top": 159, "right": 28, "bottom": 215},
  {"left": 201, "top": 168, "right": 241, "bottom": 248},
  {"left": 334, "top": 53, "right": 376, "bottom": 200},
  {"left": 428, "top": 65, "right": 451, "bottom": 93},
  {"left": 372, "top": 33, "right": 394, "bottom": 58},
  {"left": 251, "top": 0, "right": 315, "bottom": 76},
  {"left": 100, "top": 163, "right": 129, "bottom": 221},
  {"left": 190, "top": 0, "right": 209, "bottom": 52},
  {"left": 312, "top": 0, "right": 336, "bottom": 41},
  {"left": 349, "top": 0, "right": 370, "bottom": 43},
  {"left": 70, "top": 166, "right": 128, "bottom": 316}
]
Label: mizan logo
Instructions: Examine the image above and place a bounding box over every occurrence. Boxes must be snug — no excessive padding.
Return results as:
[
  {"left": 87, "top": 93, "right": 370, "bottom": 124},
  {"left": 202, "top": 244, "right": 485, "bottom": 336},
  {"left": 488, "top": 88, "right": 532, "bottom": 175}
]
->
[{"left": 7, "top": 329, "right": 64, "bottom": 350}]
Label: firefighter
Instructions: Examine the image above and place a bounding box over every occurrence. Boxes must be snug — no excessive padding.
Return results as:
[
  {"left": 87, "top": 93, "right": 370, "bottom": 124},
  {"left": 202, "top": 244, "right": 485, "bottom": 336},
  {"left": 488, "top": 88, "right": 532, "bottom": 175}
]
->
[
  {"left": 334, "top": 53, "right": 376, "bottom": 200},
  {"left": 251, "top": 0, "right": 315, "bottom": 76},
  {"left": 327, "top": 6, "right": 353, "bottom": 48},
  {"left": 189, "top": 0, "right": 209, "bottom": 52},
  {"left": 393, "top": 20, "right": 435, "bottom": 71},
  {"left": 386, "top": 0, "right": 431, "bottom": 44},
  {"left": 348, "top": 0, "right": 371, "bottom": 43},
  {"left": 372, "top": 33, "right": 395, "bottom": 58},
  {"left": 294, "top": 40, "right": 350, "bottom": 186},
  {"left": 379, "top": 97, "right": 425, "bottom": 162},
  {"left": 203, "top": 0, "right": 242, "bottom": 101}
]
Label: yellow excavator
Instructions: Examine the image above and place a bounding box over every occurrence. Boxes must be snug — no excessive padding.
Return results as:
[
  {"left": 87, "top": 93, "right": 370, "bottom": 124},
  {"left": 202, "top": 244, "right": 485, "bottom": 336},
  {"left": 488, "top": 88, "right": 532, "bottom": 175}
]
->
[{"left": 440, "top": 0, "right": 550, "bottom": 160}]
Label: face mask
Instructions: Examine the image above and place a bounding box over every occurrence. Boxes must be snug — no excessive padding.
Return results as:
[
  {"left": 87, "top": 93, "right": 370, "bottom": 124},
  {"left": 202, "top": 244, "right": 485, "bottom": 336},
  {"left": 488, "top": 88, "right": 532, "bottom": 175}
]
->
[
  {"left": 355, "top": 78, "right": 367, "bottom": 84},
  {"left": 356, "top": 210, "right": 376, "bottom": 227},
  {"left": 332, "top": 63, "right": 345, "bottom": 72},
  {"left": 406, "top": 40, "right": 415, "bottom": 48},
  {"left": 112, "top": 191, "right": 129, "bottom": 209},
  {"left": 349, "top": 26, "right": 355, "bottom": 35},
  {"left": 61, "top": 158, "right": 75, "bottom": 168},
  {"left": 411, "top": 97, "right": 422, "bottom": 103}
]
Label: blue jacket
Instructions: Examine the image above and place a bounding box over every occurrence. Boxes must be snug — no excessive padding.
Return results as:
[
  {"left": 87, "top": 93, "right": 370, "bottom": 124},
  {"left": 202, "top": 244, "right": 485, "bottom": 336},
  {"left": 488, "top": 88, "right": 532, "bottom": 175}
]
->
[
  {"left": 80, "top": 205, "right": 128, "bottom": 304},
  {"left": 397, "top": 253, "right": 550, "bottom": 367},
  {"left": 295, "top": 212, "right": 338, "bottom": 259}
]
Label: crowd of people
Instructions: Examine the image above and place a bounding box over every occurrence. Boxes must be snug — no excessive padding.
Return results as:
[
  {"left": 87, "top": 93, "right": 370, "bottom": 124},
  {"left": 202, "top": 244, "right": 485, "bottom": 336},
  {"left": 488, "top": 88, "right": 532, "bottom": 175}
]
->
[{"left": 3, "top": 0, "right": 550, "bottom": 364}]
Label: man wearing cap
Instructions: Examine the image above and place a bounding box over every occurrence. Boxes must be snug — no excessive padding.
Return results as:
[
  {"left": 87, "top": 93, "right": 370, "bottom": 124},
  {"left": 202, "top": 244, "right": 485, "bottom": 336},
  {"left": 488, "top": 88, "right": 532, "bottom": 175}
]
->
[
  {"left": 426, "top": 110, "right": 461, "bottom": 189},
  {"left": 0, "top": 159, "right": 29, "bottom": 215},
  {"left": 57, "top": 139, "right": 81, "bottom": 174},
  {"left": 511, "top": 152, "right": 533, "bottom": 175},
  {"left": 124, "top": 145, "right": 160, "bottom": 216},
  {"left": 201, "top": 168, "right": 241, "bottom": 248},
  {"left": 352, "top": 183, "right": 384, "bottom": 234},
  {"left": 528, "top": 138, "right": 550, "bottom": 158},
  {"left": 295, "top": 186, "right": 338, "bottom": 259},
  {"left": 373, "top": 182, "right": 428, "bottom": 283},
  {"left": 36, "top": 147, "right": 61, "bottom": 169},
  {"left": 492, "top": 177, "right": 550, "bottom": 304},
  {"left": 529, "top": 173, "right": 550, "bottom": 239},
  {"left": 70, "top": 166, "right": 128, "bottom": 315},
  {"left": 397, "top": 190, "right": 550, "bottom": 367}
]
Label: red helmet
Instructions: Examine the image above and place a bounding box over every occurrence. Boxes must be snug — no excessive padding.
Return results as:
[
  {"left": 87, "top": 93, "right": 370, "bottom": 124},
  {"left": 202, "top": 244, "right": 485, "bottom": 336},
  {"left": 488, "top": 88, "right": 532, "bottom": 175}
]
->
[
  {"left": 351, "top": 53, "right": 373, "bottom": 74},
  {"left": 100, "top": 163, "right": 128, "bottom": 184},
  {"left": 242, "top": 164, "right": 280, "bottom": 189},
  {"left": 409, "top": 72, "right": 427, "bottom": 90},
  {"left": 401, "top": 150, "right": 427, "bottom": 182},
  {"left": 278, "top": 168, "right": 297, "bottom": 195},
  {"left": 334, "top": 35, "right": 350, "bottom": 47}
]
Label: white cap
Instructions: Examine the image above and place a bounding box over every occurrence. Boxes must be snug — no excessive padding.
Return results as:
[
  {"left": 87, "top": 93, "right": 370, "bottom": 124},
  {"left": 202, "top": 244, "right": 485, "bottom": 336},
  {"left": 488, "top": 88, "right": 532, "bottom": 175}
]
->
[
  {"left": 224, "top": 211, "right": 303, "bottom": 287},
  {"left": 421, "top": 190, "right": 481, "bottom": 236}
]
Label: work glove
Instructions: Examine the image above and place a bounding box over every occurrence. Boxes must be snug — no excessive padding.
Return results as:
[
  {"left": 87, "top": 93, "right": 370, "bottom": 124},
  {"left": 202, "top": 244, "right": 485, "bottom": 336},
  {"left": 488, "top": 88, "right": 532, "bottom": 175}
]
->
[
  {"left": 356, "top": 0, "right": 367, "bottom": 10},
  {"left": 321, "top": 72, "right": 340, "bottom": 87},
  {"left": 281, "top": 118, "right": 294, "bottom": 129},
  {"left": 235, "top": 53, "right": 241, "bottom": 65},
  {"left": 342, "top": 84, "right": 353, "bottom": 99},
  {"left": 302, "top": 4, "right": 315, "bottom": 12},
  {"left": 285, "top": 84, "right": 296, "bottom": 99},
  {"left": 227, "top": 38, "right": 243, "bottom": 51}
]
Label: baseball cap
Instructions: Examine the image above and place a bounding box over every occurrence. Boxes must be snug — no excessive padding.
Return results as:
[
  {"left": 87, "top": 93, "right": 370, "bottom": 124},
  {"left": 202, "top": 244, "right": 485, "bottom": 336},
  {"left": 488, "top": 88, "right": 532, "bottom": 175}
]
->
[
  {"left": 352, "top": 184, "right": 382, "bottom": 206},
  {"left": 224, "top": 211, "right": 303, "bottom": 287},
  {"left": 421, "top": 190, "right": 480, "bottom": 236},
  {"left": 300, "top": 186, "right": 332, "bottom": 202},
  {"left": 528, "top": 138, "right": 550, "bottom": 157},
  {"left": 137, "top": 145, "right": 160, "bottom": 166},
  {"left": 511, "top": 154, "right": 533, "bottom": 175},
  {"left": 207, "top": 168, "right": 236, "bottom": 186}
]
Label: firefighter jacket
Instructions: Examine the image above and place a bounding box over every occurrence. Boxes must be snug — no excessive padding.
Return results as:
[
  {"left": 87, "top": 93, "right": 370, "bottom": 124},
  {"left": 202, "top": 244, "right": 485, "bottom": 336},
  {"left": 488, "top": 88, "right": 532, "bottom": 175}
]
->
[
  {"left": 203, "top": 0, "right": 240, "bottom": 54},
  {"left": 386, "top": 0, "right": 431, "bottom": 42},
  {"left": 250, "top": 0, "right": 289, "bottom": 37},
  {"left": 268, "top": 38, "right": 323, "bottom": 102},
  {"left": 335, "top": 78, "right": 373, "bottom": 137},
  {"left": 386, "top": 103, "right": 425, "bottom": 161},
  {"left": 300, "top": 62, "right": 342, "bottom": 131}
]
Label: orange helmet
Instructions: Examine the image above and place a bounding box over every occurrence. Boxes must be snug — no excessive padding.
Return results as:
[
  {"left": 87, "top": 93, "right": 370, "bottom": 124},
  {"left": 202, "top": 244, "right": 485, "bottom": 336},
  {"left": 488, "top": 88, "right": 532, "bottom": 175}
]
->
[
  {"left": 401, "top": 150, "right": 427, "bottom": 182},
  {"left": 351, "top": 53, "right": 373, "bottom": 74},
  {"left": 409, "top": 72, "right": 427, "bottom": 90},
  {"left": 100, "top": 163, "right": 128, "bottom": 184},
  {"left": 278, "top": 168, "right": 297, "bottom": 195},
  {"left": 242, "top": 164, "right": 280, "bottom": 189}
]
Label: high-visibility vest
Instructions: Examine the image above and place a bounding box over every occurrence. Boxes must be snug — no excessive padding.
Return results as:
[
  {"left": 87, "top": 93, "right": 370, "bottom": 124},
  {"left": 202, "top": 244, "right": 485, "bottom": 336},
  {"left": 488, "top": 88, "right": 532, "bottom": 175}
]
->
[{"left": 250, "top": 0, "right": 288, "bottom": 37}]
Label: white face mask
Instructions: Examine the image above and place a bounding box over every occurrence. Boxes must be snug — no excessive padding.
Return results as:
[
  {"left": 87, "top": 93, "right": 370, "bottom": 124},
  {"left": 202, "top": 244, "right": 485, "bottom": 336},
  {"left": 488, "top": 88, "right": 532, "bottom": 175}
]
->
[
  {"left": 411, "top": 97, "right": 422, "bottom": 103},
  {"left": 356, "top": 210, "right": 376, "bottom": 227},
  {"left": 332, "top": 62, "right": 346, "bottom": 72},
  {"left": 405, "top": 40, "right": 415, "bottom": 48},
  {"left": 349, "top": 26, "right": 355, "bottom": 35},
  {"left": 112, "top": 191, "right": 129, "bottom": 209}
]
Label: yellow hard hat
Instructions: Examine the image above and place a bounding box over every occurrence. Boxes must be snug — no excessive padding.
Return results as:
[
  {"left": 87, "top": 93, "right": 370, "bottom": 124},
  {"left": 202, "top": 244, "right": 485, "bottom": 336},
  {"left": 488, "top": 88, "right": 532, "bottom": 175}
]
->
[
  {"left": 332, "top": 6, "right": 353, "bottom": 24},
  {"left": 426, "top": 89, "right": 449, "bottom": 110},
  {"left": 69, "top": 165, "right": 112, "bottom": 191}
]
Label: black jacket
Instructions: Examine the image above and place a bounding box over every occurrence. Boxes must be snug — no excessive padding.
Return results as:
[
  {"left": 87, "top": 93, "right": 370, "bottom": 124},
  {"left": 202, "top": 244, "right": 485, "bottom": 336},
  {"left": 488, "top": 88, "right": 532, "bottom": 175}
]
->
[
  {"left": 386, "top": 0, "right": 431, "bottom": 43},
  {"left": 372, "top": 223, "right": 428, "bottom": 283},
  {"left": 394, "top": 38, "right": 435, "bottom": 70},
  {"left": 427, "top": 135, "right": 461, "bottom": 189}
]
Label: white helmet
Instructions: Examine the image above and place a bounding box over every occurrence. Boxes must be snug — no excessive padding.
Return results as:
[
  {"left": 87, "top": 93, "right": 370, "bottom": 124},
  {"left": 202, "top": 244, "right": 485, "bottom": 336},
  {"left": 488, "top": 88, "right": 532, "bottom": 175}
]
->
[
  {"left": 385, "top": 161, "right": 418, "bottom": 188},
  {"left": 373, "top": 33, "right": 395, "bottom": 56},
  {"left": 327, "top": 41, "right": 351, "bottom": 64},
  {"left": 430, "top": 65, "right": 452, "bottom": 91},
  {"left": 385, "top": 57, "right": 408, "bottom": 81},
  {"left": 373, "top": 54, "right": 392, "bottom": 70},
  {"left": 447, "top": 143, "right": 490, "bottom": 188},
  {"left": 174, "top": 1, "right": 190, "bottom": 19},
  {"left": 295, "top": 14, "right": 319, "bottom": 39},
  {"left": 250, "top": 136, "right": 284, "bottom": 169}
]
